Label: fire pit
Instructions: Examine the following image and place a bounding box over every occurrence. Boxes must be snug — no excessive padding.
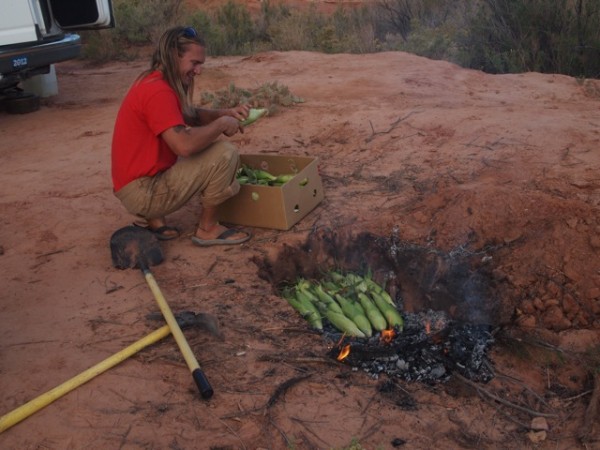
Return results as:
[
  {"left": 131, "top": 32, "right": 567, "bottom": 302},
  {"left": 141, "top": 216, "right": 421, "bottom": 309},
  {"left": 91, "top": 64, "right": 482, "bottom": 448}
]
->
[
  {"left": 254, "top": 227, "right": 503, "bottom": 383},
  {"left": 329, "top": 311, "right": 494, "bottom": 383}
]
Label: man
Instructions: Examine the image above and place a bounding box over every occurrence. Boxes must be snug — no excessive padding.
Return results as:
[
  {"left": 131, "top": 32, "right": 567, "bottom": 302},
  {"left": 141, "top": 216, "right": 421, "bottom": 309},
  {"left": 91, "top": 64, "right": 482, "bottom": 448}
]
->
[{"left": 111, "top": 26, "right": 251, "bottom": 246}]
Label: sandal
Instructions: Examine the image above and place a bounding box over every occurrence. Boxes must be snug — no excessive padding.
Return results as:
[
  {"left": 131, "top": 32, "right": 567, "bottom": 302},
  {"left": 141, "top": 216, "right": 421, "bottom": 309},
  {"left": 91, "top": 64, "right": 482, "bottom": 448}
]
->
[
  {"left": 133, "top": 223, "right": 180, "bottom": 241},
  {"left": 191, "top": 228, "right": 251, "bottom": 247}
]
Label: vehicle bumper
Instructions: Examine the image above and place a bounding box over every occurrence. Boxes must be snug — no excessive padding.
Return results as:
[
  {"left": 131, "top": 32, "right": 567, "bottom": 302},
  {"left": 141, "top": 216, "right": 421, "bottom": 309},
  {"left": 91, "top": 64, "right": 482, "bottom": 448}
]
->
[{"left": 0, "top": 34, "right": 81, "bottom": 77}]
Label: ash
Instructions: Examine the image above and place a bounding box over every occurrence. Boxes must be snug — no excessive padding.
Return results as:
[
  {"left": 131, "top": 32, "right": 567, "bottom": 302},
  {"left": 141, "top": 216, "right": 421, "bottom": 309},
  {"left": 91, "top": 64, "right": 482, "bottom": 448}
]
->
[{"left": 329, "top": 310, "right": 495, "bottom": 384}]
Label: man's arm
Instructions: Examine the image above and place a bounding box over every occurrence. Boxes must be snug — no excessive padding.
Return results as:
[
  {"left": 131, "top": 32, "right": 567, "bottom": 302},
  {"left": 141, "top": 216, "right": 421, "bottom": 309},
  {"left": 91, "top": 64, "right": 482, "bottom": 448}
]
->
[
  {"left": 187, "top": 104, "right": 250, "bottom": 126},
  {"left": 161, "top": 116, "right": 241, "bottom": 157}
]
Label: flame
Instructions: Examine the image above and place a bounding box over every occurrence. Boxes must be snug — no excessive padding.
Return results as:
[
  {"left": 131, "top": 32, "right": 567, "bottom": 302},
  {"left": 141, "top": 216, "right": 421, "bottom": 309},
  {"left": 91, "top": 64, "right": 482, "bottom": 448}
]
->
[
  {"left": 380, "top": 328, "right": 396, "bottom": 344},
  {"left": 425, "top": 321, "right": 431, "bottom": 335},
  {"left": 337, "top": 344, "right": 351, "bottom": 361}
]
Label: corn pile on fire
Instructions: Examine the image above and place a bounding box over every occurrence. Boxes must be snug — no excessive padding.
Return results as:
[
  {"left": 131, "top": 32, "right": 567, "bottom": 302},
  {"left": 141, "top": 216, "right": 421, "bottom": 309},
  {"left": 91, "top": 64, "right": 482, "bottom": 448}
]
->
[{"left": 282, "top": 271, "right": 404, "bottom": 337}]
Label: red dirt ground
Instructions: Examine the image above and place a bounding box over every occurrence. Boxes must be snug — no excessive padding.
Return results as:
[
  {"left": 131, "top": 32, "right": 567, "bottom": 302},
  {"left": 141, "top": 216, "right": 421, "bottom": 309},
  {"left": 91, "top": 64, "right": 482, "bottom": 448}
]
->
[{"left": 1, "top": 34, "right": 600, "bottom": 450}]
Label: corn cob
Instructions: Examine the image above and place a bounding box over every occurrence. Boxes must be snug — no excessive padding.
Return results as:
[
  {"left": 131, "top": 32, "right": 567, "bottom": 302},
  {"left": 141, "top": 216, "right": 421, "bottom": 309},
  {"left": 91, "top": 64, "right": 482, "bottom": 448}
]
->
[
  {"left": 274, "top": 174, "right": 295, "bottom": 185},
  {"left": 338, "top": 271, "right": 397, "bottom": 307},
  {"left": 254, "top": 169, "right": 277, "bottom": 182},
  {"left": 240, "top": 165, "right": 258, "bottom": 184},
  {"left": 357, "top": 292, "right": 387, "bottom": 331},
  {"left": 240, "top": 108, "right": 267, "bottom": 126},
  {"left": 334, "top": 294, "right": 372, "bottom": 337},
  {"left": 284, "top": 292, "right": 323, "bottom": 330},
  {"left": 364, "top": 277, "right": 396, "bottom": 306},
  {"left": 296, "top": 282, "right": 343, "bottom": 314},
  {"left": 323, "top": 309, "right": 366, "bottom": 338},
  {"left": 312, "top": 284, "right": 343, "bottom": 314},
  {"left": 321, "top": 280, "right": 340, "bottom": 293},
  {"left": 327, "top": 271, "right": 348, "bottom": 286},
  {"left": 371, "top": 291, "right": 404, "bottom": 330}
]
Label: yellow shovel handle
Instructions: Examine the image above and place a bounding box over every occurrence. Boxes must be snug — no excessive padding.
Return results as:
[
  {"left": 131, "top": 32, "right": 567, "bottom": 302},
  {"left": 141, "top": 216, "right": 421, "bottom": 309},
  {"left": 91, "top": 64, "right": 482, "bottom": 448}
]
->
[
  {"left": 0, "top": 325, "right": 171, "bottom": 434},
  {"left": 144, "top": 271, "right": 213, "bottom": 398}
]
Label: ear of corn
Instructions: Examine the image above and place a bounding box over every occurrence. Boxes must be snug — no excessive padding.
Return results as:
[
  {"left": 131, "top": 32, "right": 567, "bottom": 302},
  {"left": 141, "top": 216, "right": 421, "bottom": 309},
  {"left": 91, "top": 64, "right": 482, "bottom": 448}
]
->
[
  {"left": 290, "top": 290, "right": 323, "bottom": 330},
  {"left": 357, "top": 292, "right": 388, "bottom": 331},
  {"left": 239, "top": 108, "right": 267, "bottom": 126},
  {"left": 364, "top": 277, "right": 396, "bottom": 306},
  {"left": 313, "top": 284, "right": 343, "bottom": 314},
  {"left": 275, "top": 174, "right": 295, "bottom": 184},
  {"left": 371, "top": 291, "right": 404, "bottom": 331},
  {"left": 324, "top": 310, "right": 366, "bottom": 338},
  {"left": 254, "top": 169, "right": 277, "bottom": 181},
  {"left": 334, "top": 294, "right": 372, "bottom": 337}
]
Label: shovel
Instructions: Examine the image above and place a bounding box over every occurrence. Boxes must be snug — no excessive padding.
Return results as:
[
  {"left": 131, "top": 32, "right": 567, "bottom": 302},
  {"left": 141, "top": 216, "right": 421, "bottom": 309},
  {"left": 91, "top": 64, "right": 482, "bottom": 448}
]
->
[
  {"left": 0, "top": 311, "right": 219, "bottom": 433},
  {"left": 110, "top": 225, "right": 214, "bottom": 399}
]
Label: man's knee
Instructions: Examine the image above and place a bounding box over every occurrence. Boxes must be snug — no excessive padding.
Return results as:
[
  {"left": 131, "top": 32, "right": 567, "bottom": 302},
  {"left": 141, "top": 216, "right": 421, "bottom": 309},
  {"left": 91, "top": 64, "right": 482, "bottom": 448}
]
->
[{"left": 214, "top": 141, "right": 239, "bottom": 168}]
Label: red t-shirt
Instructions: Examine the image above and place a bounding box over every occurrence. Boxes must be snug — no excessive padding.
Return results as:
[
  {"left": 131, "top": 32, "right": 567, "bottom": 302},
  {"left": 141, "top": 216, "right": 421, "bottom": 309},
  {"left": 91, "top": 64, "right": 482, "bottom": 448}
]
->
[{"left": 111, "top": 71, "right": 185, "bottom": 192}]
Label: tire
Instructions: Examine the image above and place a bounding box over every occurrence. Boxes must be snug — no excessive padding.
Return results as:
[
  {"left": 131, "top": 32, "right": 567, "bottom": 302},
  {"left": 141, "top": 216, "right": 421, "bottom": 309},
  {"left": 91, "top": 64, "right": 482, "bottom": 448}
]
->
[{"left": 3, "top": 92, "right": 41, "bottom": 114}]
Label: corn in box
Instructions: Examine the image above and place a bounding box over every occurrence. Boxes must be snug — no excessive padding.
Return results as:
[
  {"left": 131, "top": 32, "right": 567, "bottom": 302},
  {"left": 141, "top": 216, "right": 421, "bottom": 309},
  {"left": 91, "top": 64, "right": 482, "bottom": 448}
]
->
[{"left": 218, "top": 154, "right": 324, "bottom": 230}]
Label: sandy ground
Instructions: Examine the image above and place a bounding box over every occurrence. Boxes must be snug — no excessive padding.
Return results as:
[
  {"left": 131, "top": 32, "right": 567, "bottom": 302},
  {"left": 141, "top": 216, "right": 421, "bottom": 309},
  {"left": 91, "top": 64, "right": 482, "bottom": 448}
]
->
[{"left": 1, "top": 50, "right": 600, "bottom": 449}]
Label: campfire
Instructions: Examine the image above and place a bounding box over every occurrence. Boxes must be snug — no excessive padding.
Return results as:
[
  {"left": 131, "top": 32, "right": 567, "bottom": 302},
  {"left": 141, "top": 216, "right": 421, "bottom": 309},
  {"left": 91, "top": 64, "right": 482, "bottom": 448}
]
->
[
  {"left": 254, "top": 228, "right": 502, "bottom": 384},
  {"left": 330, "top": 311, "right": 494, "bottom": 383}
]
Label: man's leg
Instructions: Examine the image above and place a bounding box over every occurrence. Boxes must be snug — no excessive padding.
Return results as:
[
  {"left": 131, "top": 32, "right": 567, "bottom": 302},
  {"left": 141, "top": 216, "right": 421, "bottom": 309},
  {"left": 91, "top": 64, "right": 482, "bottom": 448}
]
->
[
  {"left": 164, "top": 141, "right": 250, "bottom": 243},
  {"left": 146, "top": 217, "right": 179, "bottom": 239},
  {"left": 194, "top": 205, "right": 249, "bottom": 242}
]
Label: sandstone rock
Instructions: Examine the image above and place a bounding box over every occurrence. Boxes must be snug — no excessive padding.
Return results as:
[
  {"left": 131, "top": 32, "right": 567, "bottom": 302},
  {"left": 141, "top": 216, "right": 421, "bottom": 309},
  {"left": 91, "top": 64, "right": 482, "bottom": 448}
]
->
[
  {"left": 516, "top": 314, "right": 536, "bottom": 329},
  {"left": 589, "top": 235, "right": 600, "bottom": 249},
  {"left": 527, "top": 430, "right": 547, "bottom": 443},
  {"left": 572, "top": 312, "right": 589, "bottom": 328},
  {"left": 544, "top": 298, "right": 560, "bottom": 308},
  {"left": 562, "top": 294, "right": 579, "bottom": 315},
  {"left": 520, "top": 299, "right": 536, "bottom": 314},
  {"left": 542, "top": 306, "right": 571, "bottom": 331},
  {"left": 533, "top": 297, "right": 545, "bottom": 311},
  {"left": 546, "top": 282, "right": 561, "bottom": 298},
  {"left": 586, "top": 287, "right": 600, "bottom": 299},
  {"left": 531, "top": 417, "right": 549, "bottom": 431}
]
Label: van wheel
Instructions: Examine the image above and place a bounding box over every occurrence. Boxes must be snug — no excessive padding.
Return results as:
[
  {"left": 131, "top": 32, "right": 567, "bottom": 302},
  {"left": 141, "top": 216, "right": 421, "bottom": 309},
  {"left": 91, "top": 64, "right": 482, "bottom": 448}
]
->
[{"left": 3, "top": 91, "right": 41, "bottom": 114}]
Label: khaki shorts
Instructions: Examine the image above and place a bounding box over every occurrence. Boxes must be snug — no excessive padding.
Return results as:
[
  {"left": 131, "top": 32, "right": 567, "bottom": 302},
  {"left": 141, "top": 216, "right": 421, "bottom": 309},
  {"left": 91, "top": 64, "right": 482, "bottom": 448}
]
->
[{"left": 115, "top": 140, "right": 240, "bottom": 220}]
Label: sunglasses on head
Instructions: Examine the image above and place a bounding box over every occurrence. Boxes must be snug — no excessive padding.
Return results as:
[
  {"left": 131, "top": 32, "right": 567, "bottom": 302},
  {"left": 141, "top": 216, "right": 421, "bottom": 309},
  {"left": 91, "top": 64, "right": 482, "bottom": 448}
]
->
[{"left": 181, "top": 27, "right": 198, "bottom": 38}]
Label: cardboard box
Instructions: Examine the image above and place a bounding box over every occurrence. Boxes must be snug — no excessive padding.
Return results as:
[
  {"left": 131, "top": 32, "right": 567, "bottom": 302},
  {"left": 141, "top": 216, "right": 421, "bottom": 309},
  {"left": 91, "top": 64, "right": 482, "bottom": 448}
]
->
[{"left": 218, "top": 154, "right": 324, "bottom": 230}]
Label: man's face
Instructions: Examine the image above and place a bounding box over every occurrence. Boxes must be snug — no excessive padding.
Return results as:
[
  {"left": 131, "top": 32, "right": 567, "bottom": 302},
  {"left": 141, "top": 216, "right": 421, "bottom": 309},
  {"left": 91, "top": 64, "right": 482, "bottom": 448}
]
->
[{"left": 178, "top": 43, "right": 205, "bottom": 87}]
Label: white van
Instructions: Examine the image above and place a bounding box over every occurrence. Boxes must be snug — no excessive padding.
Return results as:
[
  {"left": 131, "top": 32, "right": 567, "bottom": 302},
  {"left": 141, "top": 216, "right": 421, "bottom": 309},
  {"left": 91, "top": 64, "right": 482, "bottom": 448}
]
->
[{"left": 0, "top": 0, "right": 114, "bottom": 113}]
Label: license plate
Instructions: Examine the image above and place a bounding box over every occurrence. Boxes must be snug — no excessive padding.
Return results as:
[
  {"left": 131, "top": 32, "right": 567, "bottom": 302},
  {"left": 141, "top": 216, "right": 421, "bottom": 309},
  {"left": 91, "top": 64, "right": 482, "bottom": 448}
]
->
[{"left": 12, "top": 56, "right": 28, "bottom": 69}]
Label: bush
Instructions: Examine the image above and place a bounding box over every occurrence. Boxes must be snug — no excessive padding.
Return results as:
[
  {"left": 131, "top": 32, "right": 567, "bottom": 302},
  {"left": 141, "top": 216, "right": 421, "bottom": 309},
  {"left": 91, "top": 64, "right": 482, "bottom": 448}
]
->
[
  {"left": 388, "top": 19, "right": 457, "bottom": 60},
  {"left": 79, "top": 0, "right": 600, "bottom": 79},
  {"left": 212, "top": 0, "right": 258, "bottom": 55},
  {"left": 459, "top": 0, "right": 600, "bottom": 77},
  {"left": 81, "top": 0, "right": 186, "bottom": 61}
]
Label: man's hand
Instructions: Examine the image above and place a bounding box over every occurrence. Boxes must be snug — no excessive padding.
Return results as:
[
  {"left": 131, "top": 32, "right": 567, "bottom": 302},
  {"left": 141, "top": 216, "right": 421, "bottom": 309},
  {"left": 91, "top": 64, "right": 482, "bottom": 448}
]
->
[
  {"left": 226, "top": 104, "right": 251, "bottom": 121},
  {"left": 219, "top": 116, "right": 244, "bottom": 137}
]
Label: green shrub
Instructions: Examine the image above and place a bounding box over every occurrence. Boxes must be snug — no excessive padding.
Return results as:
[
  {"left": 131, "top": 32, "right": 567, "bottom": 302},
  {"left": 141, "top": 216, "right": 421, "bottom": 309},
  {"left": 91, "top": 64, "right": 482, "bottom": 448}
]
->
[
  {"left": 187, "top": 9, "right": 222, "bottom": 56},
  {"left": 212, "top": 0, "right": 257, "bottom": 55},
  {"left": 459, "top": 0, "right": 600, "bottom": 77},
  {"left": 81, "top": 0, "right": 186, "bottom": 61},
  {"left": 78, "top": 0, "right": 599, "bottom": 79},
  {"left": 388, "top": 19, "right": 457, "bottom": 60},
  {"left": 199, "top": 81, "right": 304, "bottom": 111}
]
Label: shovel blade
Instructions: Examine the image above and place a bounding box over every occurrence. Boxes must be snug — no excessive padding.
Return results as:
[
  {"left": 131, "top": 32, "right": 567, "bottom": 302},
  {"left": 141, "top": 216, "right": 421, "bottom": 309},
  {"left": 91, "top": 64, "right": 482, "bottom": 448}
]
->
[{"left": 110, "top": 226, "right": 164, "bottom": 270}]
